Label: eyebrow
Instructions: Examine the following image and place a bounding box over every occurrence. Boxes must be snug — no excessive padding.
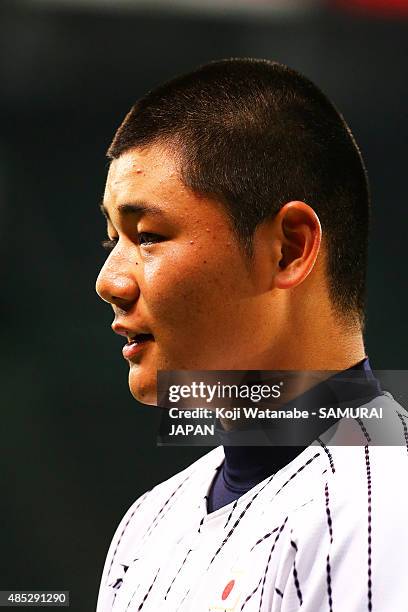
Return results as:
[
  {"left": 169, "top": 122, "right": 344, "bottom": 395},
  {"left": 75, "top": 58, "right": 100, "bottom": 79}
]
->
[{"left": 99, "top": 201, "right": 165, "bottom": 221}]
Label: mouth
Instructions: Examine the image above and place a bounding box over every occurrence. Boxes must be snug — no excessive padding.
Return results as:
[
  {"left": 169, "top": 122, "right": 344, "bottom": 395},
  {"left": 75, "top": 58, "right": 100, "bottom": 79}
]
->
[{"left": 123, "top": 333, "right": 155, "bottom": 360}]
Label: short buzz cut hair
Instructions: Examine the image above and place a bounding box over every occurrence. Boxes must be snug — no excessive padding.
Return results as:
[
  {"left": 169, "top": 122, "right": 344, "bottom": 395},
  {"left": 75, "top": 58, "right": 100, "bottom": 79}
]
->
[{"left": 108, "top": 58, "right": 370, "bottom": 324}]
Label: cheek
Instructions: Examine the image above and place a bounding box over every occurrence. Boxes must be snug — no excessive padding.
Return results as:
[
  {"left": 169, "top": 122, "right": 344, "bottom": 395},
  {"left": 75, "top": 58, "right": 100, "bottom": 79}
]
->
[{"left": 140, "top": 249, "right": 244, "bottom": 328}]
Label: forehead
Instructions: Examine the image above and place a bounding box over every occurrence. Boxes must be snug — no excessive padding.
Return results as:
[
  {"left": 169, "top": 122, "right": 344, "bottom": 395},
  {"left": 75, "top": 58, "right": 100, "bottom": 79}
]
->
[
  {"left": 103, "top": 144, "right": 233, "bottom": 230},
  {"left": 104, "top": 145, "right": 181, "bottom": 205}
]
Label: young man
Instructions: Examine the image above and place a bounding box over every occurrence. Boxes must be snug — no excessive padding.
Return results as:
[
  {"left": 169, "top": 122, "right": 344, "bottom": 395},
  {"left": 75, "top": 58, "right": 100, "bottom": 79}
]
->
[{"left": 95, "top": 59, "right": 407, "bottom": 611}]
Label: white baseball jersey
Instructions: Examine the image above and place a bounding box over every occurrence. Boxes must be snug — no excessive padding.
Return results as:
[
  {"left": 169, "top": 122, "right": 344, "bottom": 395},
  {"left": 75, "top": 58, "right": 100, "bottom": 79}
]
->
[{"left": 97, "top": 393, "right": 408, "bottom": 611}]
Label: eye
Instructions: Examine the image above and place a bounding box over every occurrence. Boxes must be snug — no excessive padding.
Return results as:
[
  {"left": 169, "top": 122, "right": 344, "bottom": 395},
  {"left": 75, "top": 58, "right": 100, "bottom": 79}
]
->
[
  {"left": 137, "top": 232, "right": 163, "bottom": 246},
  {"left": 100, "top": 233, "right": 163, "bottom": 251},
  {"left": 101, "top": 237, "right": 118, "bottom": 251}
]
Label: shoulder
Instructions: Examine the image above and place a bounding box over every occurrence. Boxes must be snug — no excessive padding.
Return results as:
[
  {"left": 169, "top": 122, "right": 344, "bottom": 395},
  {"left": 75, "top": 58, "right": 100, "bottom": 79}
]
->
[
  {"left": 288, "top": 408, "right": 408, "bottom": 554},
  {"left": 280, "top": 431, "right": 408, "bottom": 608},
  {"left": 98, "top": 445, "right": 224, "bottom": 585},
  {"left": 115, "top": 444, "right": 222, "bottom": 536},
  {"left": 285, "top": 391, "right": 408, "bottom": 543},
  {"left": 133, "top": 444, "right": 224, "bottom": 518}
]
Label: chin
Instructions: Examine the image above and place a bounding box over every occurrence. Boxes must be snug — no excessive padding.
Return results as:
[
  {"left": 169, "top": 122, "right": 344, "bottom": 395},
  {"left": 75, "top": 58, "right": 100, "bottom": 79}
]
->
[{"left": 128, "top": 367, "right": 157, "bottom": 406}]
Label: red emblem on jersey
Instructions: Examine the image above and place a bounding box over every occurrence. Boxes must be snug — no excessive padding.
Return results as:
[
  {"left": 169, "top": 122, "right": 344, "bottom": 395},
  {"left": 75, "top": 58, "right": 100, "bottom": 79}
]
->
[{"left": 221, "top": 579, "right": 235, "bottom": 600}]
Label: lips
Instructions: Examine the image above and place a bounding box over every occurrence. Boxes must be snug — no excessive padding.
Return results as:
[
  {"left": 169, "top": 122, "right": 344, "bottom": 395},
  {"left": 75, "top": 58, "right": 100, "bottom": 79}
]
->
[
  {"left": 111, "top": 320, "right": 155, "bottom": 359},
  {"left": 127, "top": 333, "right": 154, "bottom": 344},
  {"left": 122, "top": 333, "right": 154, "bottom": 360}
]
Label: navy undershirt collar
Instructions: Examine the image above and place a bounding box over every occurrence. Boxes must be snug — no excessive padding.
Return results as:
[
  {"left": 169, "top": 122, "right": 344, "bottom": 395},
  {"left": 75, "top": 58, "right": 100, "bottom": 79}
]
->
[{"left": 207, "top": 358, "right": 381, "bottom": 513}]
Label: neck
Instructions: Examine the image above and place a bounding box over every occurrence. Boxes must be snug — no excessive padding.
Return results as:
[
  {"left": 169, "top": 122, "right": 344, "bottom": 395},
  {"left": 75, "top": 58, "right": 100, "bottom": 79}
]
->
[
  {"left": 248, "top": 290, "right": 366, "bottom": 371},
  {"left": 282, "top": 323, "right": 366, "bottom": 371}
]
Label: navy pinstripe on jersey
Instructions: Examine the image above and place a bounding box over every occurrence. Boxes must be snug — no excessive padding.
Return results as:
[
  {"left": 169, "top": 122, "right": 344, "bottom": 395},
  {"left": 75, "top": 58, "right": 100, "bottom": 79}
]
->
[{"left": 97, "top": 393, "right": 408, "bottom": 611}]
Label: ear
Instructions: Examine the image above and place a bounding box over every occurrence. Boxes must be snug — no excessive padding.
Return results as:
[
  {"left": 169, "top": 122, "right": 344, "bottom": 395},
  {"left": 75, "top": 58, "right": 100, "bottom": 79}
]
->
[{"left": 274, "top": 201, "right": 322, "bottom": 290}]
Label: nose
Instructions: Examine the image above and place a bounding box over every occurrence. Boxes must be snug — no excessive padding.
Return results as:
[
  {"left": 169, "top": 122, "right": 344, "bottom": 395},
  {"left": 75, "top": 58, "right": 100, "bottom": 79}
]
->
[{"left": 95, "top": 251, "right": 140, "bottom": 310}]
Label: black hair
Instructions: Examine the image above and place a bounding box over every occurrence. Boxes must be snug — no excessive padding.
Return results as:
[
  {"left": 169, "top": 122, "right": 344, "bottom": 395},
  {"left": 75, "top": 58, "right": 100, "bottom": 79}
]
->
[{"left": 108, "top": 58, "right": 370, "bottom": 324}]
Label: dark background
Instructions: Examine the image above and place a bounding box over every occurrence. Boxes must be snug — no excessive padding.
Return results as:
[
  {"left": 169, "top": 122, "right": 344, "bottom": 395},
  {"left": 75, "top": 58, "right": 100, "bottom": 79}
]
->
[{"left": 0, "top": 1, "right": 407, "bottom": 610}]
